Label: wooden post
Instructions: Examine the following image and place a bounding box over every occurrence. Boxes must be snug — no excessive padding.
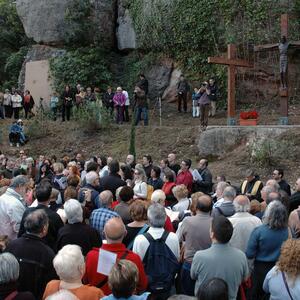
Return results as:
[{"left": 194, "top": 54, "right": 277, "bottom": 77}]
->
[
  {"left": 228, "top": 44, "right": 236, "bottom": 125},
  {"left": 208, "top": 44, "right": 252, "bottom": 126}
]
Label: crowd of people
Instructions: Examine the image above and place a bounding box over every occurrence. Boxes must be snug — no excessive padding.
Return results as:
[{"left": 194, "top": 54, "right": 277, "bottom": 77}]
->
[
  {"left": 0, "top": 149, "right": 300, "bottom": 300},
  {"left": 0, "top": 74, "right": 150, "bottom": 127},
  {"left": 1, "top": 74, "right": 219, "bottom": 132}
]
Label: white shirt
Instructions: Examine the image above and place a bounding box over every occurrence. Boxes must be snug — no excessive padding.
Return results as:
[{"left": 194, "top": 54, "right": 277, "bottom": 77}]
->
[
  {"left": 213, "top": 197, "right": 224, "bottom": 208},
  {"left": 11, "top": 94, "right": 23, "bottom": 108},
  {"left": 172, "top": 198, "right": 191, "bottom": 213},
  {"left": 123, "top": 91, "right": 130, "bottom": 106},
  {"left": 229, "top": 212, "right": 262, "bottom": 252},
  {"left": 133, "top": 227, "right": 180, "bottom": 260},
  {"left": 0, "top": 188, "right": 26, "bottom": 240},
  {"left": 99, "top": 165, "right": 109, "bottom": 178},
  {"left": 133, "top": 180, "right": 147, "bottom": 199}
]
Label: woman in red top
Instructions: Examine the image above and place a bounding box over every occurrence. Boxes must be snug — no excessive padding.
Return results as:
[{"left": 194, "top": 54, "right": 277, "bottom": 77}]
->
[
  {"left": 23, "top": 90, "right": 34, "bottom": 119},
  {"left": 162, "top": 170, "right": 177, "bottom": 207}
]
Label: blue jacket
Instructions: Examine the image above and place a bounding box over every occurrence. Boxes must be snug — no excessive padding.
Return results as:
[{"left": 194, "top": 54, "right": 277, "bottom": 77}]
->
[
  {"left": 10, "top": 124, "right": 22, "bottom": 134},
  {"left": 246, "top": 224, "right": 288, "bottom": 262}
]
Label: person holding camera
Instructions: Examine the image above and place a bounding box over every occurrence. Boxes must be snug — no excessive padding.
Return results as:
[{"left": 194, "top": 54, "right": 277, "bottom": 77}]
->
[
  {"left": 198, "top": 82, "right": 211, "bottom": 131},
  {"left": 177, "top": 74, "right": 190, "bottom": 113}
]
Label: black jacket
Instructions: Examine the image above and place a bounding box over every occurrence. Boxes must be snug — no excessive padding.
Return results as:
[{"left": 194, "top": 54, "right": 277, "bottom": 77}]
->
[
  {"left": 194, "top": 167, "right": 213, "bottom": 194},
  {"left": 289, "top": 191, "right": 300, "bottom": 213},
  {"left": 6, "top": 233, "right": 57, "bottom": 299},
  {"left": 18, "top": 204, "right": 64, "bottom": 250},
  {"left": 99, "top": 174, "right": 126, "bottom": 199},
  {"left": 137, "top": 78, "right": 149, "bottom": 95},
  {"left": 103, "top": 92, "right": 114, "bottom": 108},
  {"left": 278, "top": 179, "right": 291, "bottom": 196},
  {"left": 56, "top": 222, "right": 102, "bottom": 256}
]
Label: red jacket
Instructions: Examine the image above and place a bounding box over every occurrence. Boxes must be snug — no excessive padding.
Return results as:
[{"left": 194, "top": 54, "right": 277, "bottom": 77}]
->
[
  {"left": 175, "top": 171, "right": 193, "bottom": 193},
  {"left": 165, "top": 216, "right": 175, "bottom": 233},
  {"left": 83, "top": 243, "right": 148, "bottom": 295}
]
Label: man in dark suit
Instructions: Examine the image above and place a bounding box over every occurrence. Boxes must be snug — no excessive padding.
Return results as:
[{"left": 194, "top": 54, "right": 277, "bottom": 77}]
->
[{"left": 18, "top": 181, "right": 64, "bottom": 250}]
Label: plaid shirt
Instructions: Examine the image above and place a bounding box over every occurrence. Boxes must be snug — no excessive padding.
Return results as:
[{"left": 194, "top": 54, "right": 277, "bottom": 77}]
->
[{"left": 90, "top": 208, "right": 119, "bottom": 238}]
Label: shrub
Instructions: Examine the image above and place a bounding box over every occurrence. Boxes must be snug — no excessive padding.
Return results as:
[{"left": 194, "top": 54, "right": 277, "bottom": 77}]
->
[{"left": 73, "top": 102, "right": 112, "bottom": 131}]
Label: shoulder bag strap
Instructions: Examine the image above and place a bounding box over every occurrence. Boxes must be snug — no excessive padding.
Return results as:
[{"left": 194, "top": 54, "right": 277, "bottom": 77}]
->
[
  {"left": 161, "top": 230, "right": 169, "bottom": 242},
  {"left": 144, "top": 232, "right": 155, "bottom": 243},
  {"left": 127, "top": 224, "right": 149, "bottom": 250},
  {"left": 281, "top": 271, "right": 294, "bottom": 300},
  {"left": 4, "top": 291, "right": 18, "bottom": 300}
]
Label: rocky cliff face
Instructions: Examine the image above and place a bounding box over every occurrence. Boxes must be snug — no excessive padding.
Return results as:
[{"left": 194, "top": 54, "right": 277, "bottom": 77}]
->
[
  {"left": 16, "top": 0, "right": 116, "bottom": 48},
  {"left": 16, "top": 0, "right": 299, "bottom": 105}
]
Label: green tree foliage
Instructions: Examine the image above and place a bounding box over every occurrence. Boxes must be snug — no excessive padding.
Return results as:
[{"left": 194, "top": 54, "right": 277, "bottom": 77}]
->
[
  {"left": 64, "top": 0, "right": 93, "bottom": 46},
  {"left": 0, "top": 0, "right": 31, "bottom": 88},
  {"left": 49, "top": 47, "right": 112, "bottom": 93}
]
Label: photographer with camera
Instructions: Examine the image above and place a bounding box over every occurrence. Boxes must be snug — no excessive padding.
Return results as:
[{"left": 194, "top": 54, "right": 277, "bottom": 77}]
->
[{"left": 198, "top": 82, "right": 211, "bottom": 131}]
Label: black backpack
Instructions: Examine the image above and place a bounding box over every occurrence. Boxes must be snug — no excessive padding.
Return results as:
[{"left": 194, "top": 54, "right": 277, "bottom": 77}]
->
[{"left": 143, "top": 231, "right": 179, "bottom": 294}]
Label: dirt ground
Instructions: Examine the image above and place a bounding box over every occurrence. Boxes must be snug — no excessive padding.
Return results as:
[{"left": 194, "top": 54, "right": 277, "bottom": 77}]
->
[{"left": 1, "top": 101, "right": 300, "bottom": 188}]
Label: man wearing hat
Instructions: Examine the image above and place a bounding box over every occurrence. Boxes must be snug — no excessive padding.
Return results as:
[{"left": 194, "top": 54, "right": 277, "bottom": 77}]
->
[{"left": 240, "top": 169, "right": 263, "bottom": 201}]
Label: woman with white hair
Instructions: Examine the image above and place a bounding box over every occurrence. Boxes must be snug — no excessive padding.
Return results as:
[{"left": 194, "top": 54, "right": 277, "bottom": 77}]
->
[
  {"left": 43, "top": 245, "right": 104, "bottom": 300},
  {"left": 246, "top": 200, "right": 289, "bottom": 299},
  {"left": 56, "top": 199, "right": 101, "bottom": 256},
  {"left": 0, "top": 252, "right": 35, "bottom": 299},
  {"left": 133, "top": 165, "right": 148, "bottom": 200}
]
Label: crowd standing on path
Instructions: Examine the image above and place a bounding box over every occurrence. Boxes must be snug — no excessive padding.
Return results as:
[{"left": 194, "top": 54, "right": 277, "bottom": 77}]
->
[
  {"left": 1, "top": 74, "right": 219, "bottom": 139},
  {"left": 0, "top": 149, "right": 300, "bottom": 300}
]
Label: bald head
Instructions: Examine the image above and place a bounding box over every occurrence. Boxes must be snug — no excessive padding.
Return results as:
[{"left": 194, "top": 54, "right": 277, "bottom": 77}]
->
[
  {"left": 233, "top": 195, "right": 250, "bottom": 212},
  {"left": 196, "top": 195, "right": 212, "bottom": 213},
  {"left": 104, "top": 217, "right": 126, "bottom": 243},
  {"left": 100, "top": 190, "right": 113, "bottom": 207}
]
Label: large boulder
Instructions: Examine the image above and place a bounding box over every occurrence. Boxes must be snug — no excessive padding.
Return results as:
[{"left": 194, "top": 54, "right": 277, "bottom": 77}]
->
[
  {"left": 198, "top": 126, "right": 290, "bottom": 157},
  {"left": 16, "top": 0, "right": 116, "bottom": 47},
  {"left": 162, "top": 68, "right": 182, "bottom": 102},
  {"left": 145, "top": 59, "right": 173, "bottom": 101},
  {"left": 117, "top": 8, "right": 137, "bottom": 51}
]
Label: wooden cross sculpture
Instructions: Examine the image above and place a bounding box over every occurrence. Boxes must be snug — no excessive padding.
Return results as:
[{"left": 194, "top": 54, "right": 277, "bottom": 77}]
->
[
  {"left": 254, "top": 14, "right": 300, "bottom": 125},
  {"left": 208, "top": 44, "right": 252, "bottom": 125}
]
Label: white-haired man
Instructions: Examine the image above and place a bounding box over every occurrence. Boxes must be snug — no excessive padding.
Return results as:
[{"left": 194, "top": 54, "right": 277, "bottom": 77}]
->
[
  {"left": 56, "top": 199, "right": 101, "bottom": 256},
  {"left": 133, "top": 203, "right": 180, "bottom": 299},
  {"left": 0, "top": 175, "right": 28, "bottom": 240},
  {"left": 211, "top": 186, "right": 236, "bottom": 218},
  {"left": 229, "top": 195, "right": 262, "bottom": 253}
]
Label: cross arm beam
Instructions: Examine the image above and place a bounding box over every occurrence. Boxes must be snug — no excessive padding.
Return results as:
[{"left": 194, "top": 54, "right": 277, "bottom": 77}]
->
[
  {"left": 289, "top": 41, "right": 300, "bottom": 47},
  {"left": 254, "top": 43, "right": 279, "bottom": 52},
  {"left": 208, "top": 56, "right": 252, "bottom": 68}
]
